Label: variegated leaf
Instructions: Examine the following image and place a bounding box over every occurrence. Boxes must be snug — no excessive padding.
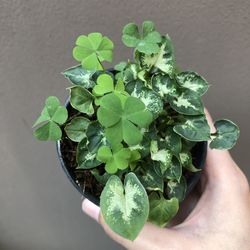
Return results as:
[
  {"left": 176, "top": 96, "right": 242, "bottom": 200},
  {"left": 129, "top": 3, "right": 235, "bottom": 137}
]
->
[
  {"left": 165, "top": 127, "right": 182, "bottom": 154},
  {"left": 151, "top": 74, "right": 177, "bottom": 97},
  {"left": 174, "top": 116, "right": 211, "bottom": 141},
  {"left": 165, "top": 156, "right": 182, "bottom": 181},
  {"left": 210, "top": 119, "right": 240, "bottom": 150},
  {"left": 63, "top": 65, "right": 95, "bottom": 88},
  {"left": 148, "top": 192, "right": 179, "bottom": 227},
  {"left": 100, "top": 173, "right": 149, "bottom": 241},
  {"left": 167, "top": 177, "right": 187, "bottom": 202},
  {"left": 176, "top": 71, "right": 209, "bottom": 96},
  {"left": 167, "top": 90, "right": 204, "bottom": 115},
  {"left": 131, "top": 81, "right": 163, "bottom": 117},
  {"left": 179, "top": 151, "right": 200, "bottom": 172}
]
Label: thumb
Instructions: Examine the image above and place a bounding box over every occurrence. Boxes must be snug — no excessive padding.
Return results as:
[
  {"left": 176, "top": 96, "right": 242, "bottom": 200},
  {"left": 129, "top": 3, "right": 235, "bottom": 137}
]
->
[{"left": 82, "top": 199, "right": 180, "bottom": 250}]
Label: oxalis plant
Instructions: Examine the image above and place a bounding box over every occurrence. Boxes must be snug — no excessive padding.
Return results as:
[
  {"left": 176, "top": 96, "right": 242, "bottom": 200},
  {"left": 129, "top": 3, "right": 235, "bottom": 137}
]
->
[{"left": 33, "top": 21, "right": 240, "bottom": 240}]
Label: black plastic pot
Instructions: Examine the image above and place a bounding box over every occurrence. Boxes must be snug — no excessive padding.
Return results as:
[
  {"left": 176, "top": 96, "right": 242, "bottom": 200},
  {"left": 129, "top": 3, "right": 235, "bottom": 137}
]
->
[{"left": 56, "top": 101, "right": 207, "bottom": 206}]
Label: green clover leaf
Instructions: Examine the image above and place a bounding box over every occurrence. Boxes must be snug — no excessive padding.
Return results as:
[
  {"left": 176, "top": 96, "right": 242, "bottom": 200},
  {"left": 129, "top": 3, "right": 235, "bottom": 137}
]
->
[
  {"left": 68, "top": 85, "right": 94, "bottom": 115},
  {"left": 97, "top": 93, "right": 153, "bottom": 145},
  {"left": 73, "top": 32, "right": 114, "bottom": 70},
  {"left": 97, "top": 144, "right": 131, "bottom": 174},
  {"left": 122, "top": 21, "right": 162, "bottom": 54},
  {"left": 33, "top": 96, "right": 68, "bottom": 141}
]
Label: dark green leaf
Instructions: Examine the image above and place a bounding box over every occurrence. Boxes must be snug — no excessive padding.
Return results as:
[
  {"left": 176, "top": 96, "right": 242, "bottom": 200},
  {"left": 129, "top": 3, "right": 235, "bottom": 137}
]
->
[{"left": 167, "top": 177, "right": 187, "bottom": 202}]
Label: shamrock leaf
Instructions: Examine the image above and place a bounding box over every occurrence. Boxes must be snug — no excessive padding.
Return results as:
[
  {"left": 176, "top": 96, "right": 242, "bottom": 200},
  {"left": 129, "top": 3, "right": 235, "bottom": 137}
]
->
[
  {"left": 33, "top": 96, "right": 68, "bottom": 141},
  {"left": 122, "top": 21, "right": 162, "bottom": 54},
  {"left": 97, "top": 144, "right": 131, "bottom": 174},
  {"left": 69, "top": 86, "right": 94, "bottom": 115},
  {"left": 176, "top": 71, "right": 209, "bottom": 96},
  {"left": 100, "top": 173, "right": 149, "bottom": 240},
  {"left": 64, "top": 117, "right": 90, "bottom": 142},
  {"left": 148, "top": 192, "right": 179, "bottom": 227},
  {"left": 62, "top": 65, "right": 95, "bottom": 89},
  {"left": 137, "top": 35, "right": 175, "bottom": 76},
  {"left": 210, "top": 119, "right": 240, "bottom": 150},
  {"left": 73, "top": 33, "right": 114, "bottom": 70},
  {"left": 97, "top": 93, "right": 153, "bottom": 145},
  {"left": 174, "top": 116, "right": 211, "bottom": 141},
  {"left": 77, "top": 122, "right": 107, "bottom": 169}
]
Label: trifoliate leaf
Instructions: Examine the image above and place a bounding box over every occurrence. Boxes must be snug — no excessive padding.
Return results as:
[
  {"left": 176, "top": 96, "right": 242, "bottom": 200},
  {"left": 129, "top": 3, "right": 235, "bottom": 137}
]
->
[
  {"left": 122, "top": 21, "right": 162, "bottom": 55},
  {"left": 73, "top": 33, "right": 114, "bottom": 70},
  {"left": 176, "top": 72, "right": 209, "bottom": 96},
  {"left": 97, "top": 93, "right": 153, "bottom": 145},
  {"left": 93, "top": 73, "right": 114, "bottom": 96},
  {"left": 64, "top": 117, "right": 90, "bottom": 142},
  {"left": 167, "top": 177, "right": 187, "bottom": 202},
  {"left": 174, "top": 116, "right": 211, "bottom": 141},
  {"left": 97, "top": 144, "right": 131, "bottom": 174},
  {"left": 210, "top": 119, "right": 240, "bottom": 150},
  {"left": 137, "top": 35, "right": 175, "bottom": 76},
  {"left": 167, "top": 90, "right": 204, "bottom": 115},
  {"left": 148, "top": 192, "right": 179, "bottom": 227},
  {"left": 76, "top": 122, "right": 107, "bottom": 169},
  {"left": 33, "top": 96, "right": 68, "bottom": 141},
  {"left": 100, "top": 173, "right": 149, "bottom": 241},
  {"left": 69, "top": 86, "right": 94, "bottom": 115},
  {"left": 62, "top": 65, "right": 95, "bottom": 88}
]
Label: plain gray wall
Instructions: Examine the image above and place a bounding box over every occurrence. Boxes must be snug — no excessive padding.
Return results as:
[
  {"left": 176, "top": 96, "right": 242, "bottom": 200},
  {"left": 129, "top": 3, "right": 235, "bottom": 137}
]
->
[{"left": 0, "top": 0, "right": 249, "bottom": 249}]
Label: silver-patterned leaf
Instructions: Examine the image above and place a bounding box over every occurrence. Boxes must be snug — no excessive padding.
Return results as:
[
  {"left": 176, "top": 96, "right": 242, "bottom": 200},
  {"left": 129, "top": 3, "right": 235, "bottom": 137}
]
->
[
  {"left": 165, "top": 156, "right": 182, "bottom": 181},
  {"left": 165, "top": 127, "right": 182, "bottom": 154},
  {"left": 210, "top": 119, "right": 240, "bottom": 150},
  {"left": 179, "top": 151, "right": 200, "bottom": 172},
  {"left": 176, "top": 71, "right": 209, "bottom": 96},
  {"left": 167, "top": 177, "right": 187, "bottom": 202},
  {"left": 131, "top": 81, "right": 163, "bottom": 117},
  {"left": 151, "top": 74, "right": 177, "bottom": 97},
  {"left": 148, "top": 192, "right": 179, "bottom": 227},
  {"left": 63, "top": 65, "right": 95, "bottom": 88},
  {"left": 174, "top": 116, "right": 211, "bottom": 141},
  {"left": 167, "top": 90, "right": 204, "bottom": 115},
  {"left": 100, "top": 173, "right": 149, "bottom": 241}
]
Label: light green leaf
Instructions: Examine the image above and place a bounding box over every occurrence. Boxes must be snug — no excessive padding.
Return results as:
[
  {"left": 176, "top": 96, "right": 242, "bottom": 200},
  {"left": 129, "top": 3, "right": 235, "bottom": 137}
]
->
[
  {"left": 69, "top": 86, "right": 94, "bottom": 115},
  {"left": 73, "top": 32, "right": 113, "bottom": 70},
  {"left": 151, "top": 74, "right": 177, "bottom": 97},
  {"left": 176, "top": 71, "right": 209, "bottom": 96},
  {"left": 33, "top": 96, "right": 68, "bottom": 141},
  {"left": 62, "top": 65, "right": 95, "bottom": 88},
  {"left": 210, "top": 119, "right": 240, "bottom": 150},
  {"left": 122, "top": 21, "right": 162, "bottom": 55},
  {"left": 100, "top": 173, "right": 149, "bottom": 241},
  {"left": 174, "top": 116, "right": 211, "bottom": 141},
  {"left": 167, "top": 177, "right": 187, "bottom": 202},
  {"left": 168, "top": 90, "right": 204, "bottom": 115},
  {"left": 148, "top": 192, "right": 179, "bottom": 227},
  {"left": 97, "top": 144, "right": 131, "bottom": 174},
  {"left": 64, "top": 117, "right": 90, "bottom": 142},
  {"left": 93, "top": 73, "right": 114, "bottom": 96},
  {"left": 131, "top": 81, "right": 163, "bottom": 117}
]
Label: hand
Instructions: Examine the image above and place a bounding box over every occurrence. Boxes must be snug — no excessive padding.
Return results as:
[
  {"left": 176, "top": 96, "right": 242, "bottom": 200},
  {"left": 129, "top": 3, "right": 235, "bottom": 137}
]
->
[{"left": 82, "top": 110, "right": 250, "bottom": 250}]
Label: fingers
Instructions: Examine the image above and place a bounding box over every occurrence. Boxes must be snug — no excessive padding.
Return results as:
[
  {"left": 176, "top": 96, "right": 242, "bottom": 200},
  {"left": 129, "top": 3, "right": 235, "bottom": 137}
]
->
[{"left": 82, "top": 199, "right": 180, "bottom": 250}]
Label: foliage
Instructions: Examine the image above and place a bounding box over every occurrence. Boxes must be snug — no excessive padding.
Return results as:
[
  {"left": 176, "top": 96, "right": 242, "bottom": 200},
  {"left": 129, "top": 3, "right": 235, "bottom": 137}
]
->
[{"left": 33, "top": 21, "right": 240, "bottom": 241}]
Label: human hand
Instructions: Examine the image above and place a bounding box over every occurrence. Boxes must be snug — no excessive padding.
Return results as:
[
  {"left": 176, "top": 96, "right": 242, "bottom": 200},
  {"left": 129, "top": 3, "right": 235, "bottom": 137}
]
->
[{"left": 82, "top": 110, "right": 250, "bottom": 250}]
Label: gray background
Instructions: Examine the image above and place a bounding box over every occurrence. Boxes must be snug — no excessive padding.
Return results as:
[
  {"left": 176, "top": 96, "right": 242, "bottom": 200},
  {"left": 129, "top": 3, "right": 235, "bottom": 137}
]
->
[{"left": 0, "top": 0, "right": 249, "bottom": 249}]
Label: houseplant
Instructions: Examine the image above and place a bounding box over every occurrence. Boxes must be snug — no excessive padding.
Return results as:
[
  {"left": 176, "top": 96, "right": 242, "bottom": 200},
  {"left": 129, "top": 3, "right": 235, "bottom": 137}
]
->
[{"left": 33, "top": 21, "right": 240, "bottom": 240}]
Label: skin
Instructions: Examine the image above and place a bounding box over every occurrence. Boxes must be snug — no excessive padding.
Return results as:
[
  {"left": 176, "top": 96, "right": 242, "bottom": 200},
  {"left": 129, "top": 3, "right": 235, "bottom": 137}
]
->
[{"left": 82, "top": 110, "right": 250, "bottom": 250}]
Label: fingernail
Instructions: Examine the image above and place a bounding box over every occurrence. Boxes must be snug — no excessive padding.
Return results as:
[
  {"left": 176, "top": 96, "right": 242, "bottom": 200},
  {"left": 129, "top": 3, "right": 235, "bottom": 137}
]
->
[{"left": 82, "top": 199, "right": 100, "bottom": 223}]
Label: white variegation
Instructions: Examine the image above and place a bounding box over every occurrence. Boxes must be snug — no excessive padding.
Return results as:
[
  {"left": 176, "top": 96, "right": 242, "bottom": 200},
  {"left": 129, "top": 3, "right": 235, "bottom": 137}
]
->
[{"left": 173, "top": 93, "right": 198, "bottom": 110}]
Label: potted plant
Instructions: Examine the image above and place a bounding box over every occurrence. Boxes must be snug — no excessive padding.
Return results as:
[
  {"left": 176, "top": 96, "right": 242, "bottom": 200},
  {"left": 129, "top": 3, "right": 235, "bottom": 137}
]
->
[{"left": 33, "top": 21, "right": 240, "bottom": 240}]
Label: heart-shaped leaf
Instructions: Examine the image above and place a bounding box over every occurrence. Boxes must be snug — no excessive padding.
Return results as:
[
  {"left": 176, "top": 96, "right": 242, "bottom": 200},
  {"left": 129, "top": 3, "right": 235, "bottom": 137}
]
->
[
  {"left": 174, "top": 116, "right": 211, "bottom": 141},
  {"left": 210, "top": 119, "right": 240, "bottom": 149},
  {"left": 33, "top": 96, "right": 68, "bottom": 141},
  {"left": 69, "top": 86, "right": 94, "bottom": 115},
  {"left": 148, "top": 192, "right": 179, "bottom": 227},
  {"left": 176, "top": 71, "right": 209, "bottom": 96},
  {"left": 93, "top": 73, "right": 114, "bottom": 96},
  {"left": 100, "top": 173, "right": 149, "bottom": 240},
  {"left": 164, "top": 156, "right": 182, "bottom": 181},
  {"left": 167, "top": 177, "right": 187, "bottom": 202},
  {"left": 62, "top": 65, "right": 95, "bottom": 88},
  {"left": 165, "top": 127, "right": 182, "bottom": 155},
  {"left": 73, "top": 33, "right": 114, "bottom": 70},
  {"left": 64, "top": 117, "right": 90, "bottom": 142}
]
